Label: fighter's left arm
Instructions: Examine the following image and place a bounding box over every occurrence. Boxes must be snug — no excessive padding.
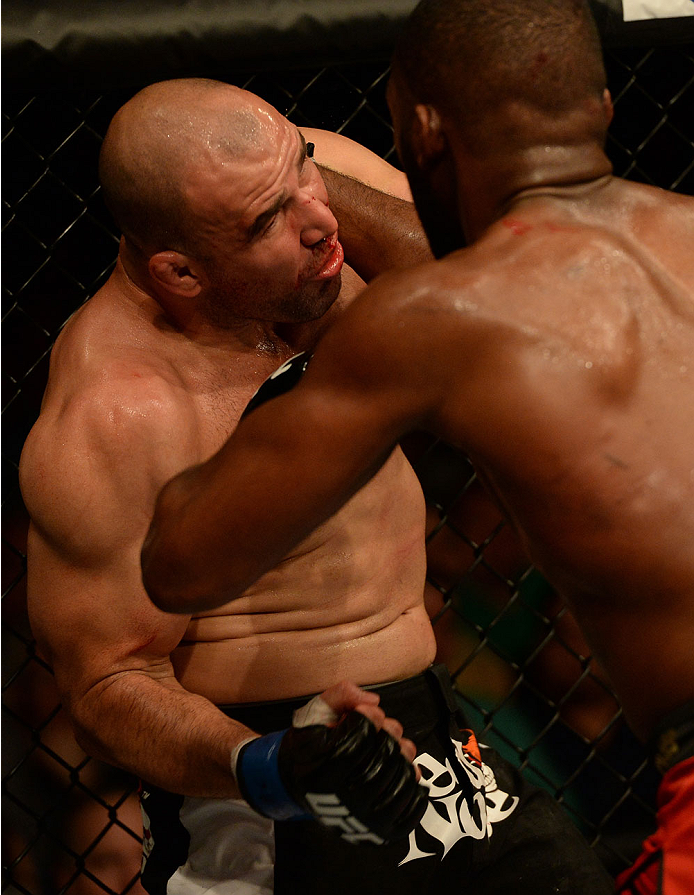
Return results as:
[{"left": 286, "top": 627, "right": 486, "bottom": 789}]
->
[{"left": 301, "top": 127, "right": 432, "bottom": 281}]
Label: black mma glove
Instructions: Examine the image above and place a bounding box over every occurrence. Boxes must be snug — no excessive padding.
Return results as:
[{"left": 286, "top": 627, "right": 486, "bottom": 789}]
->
[{"left": 234, "top": 710, "right": 427, "bottom": 845}]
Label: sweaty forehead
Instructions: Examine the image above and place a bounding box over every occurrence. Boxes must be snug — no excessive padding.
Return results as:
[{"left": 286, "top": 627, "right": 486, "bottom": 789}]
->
[
  {"left": 203, "top": 95, "right": 283, "bottom": 155},
  {"left": 183, "top": 118, "right": 304, "bottom": 230},
  {"left": 183, "top": 100, "right": 290, "bottom": 175}
]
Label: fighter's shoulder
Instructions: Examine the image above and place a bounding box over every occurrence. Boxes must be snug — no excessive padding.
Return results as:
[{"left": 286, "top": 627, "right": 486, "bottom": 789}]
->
[
  {"left": 627, "top": 183, "right": 694, "bottom": 250},
  {"left": 311, "top": 257, "right": 480, "bottom": 385},
  {"left": 22, "top": 337, "right": 194, "bottom": 505},
  {"left": 623, "top": 178, "right": 694, "bottom": 216},
  {"left": 57, "top": 346, "right": 188, "bottom": 439},
  {"left": 345, "top": 251, "right": 490, "bottom": 328}
]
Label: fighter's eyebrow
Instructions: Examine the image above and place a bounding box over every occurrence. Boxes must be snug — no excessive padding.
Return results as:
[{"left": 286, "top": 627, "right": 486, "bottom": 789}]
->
[
  {"left": 246, "top": 134, "right": 309, "bottom": 242},
  {"left": 246, "top": 192, "right": 286, "bottom": 242}
]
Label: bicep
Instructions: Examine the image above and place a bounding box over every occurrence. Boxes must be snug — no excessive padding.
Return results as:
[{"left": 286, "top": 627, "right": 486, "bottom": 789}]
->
[
  {"left": 300, "top": 127, "right": 412, "bottom": 200},
  {"left": 27, "top": 525, "right": 188, "bottom": 699}
]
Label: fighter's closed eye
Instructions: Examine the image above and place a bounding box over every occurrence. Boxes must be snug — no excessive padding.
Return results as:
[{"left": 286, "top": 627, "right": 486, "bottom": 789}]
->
[{"left": 260, "top": 215, "right": 279, "bottom": 237}]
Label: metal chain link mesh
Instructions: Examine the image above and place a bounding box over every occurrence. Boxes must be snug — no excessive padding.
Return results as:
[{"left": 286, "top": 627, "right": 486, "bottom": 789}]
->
[{"left": 3, "top": 46, "right": 694, "bottom": 894}]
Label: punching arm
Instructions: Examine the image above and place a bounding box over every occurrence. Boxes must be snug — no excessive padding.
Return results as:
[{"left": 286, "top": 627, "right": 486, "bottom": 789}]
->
[
  {"left": 302, "top": 127, "right": 432, "bottom": 280},
  {"left": 319, "top": 165, "right": 432, "bottom": 281},
  {"left": 141, "top": 271, "right": 440, "bottom": 612}
]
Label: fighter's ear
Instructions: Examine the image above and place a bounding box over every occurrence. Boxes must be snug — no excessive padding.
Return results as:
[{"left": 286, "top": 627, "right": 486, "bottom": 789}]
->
[
  {"left": 412, "top": 104, "right": 448, "bottom": 169},
  {"left": 149, "top": 251, "right": 203, "bottom": 297},
  {"left": 601, "top": 89, "right": 614, "bottom": 128}
]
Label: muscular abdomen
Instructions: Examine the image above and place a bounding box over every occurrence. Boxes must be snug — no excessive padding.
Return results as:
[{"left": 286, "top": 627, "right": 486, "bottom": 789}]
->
[{"left": 172, "top": 448, "right": 437, "bottom": 702}]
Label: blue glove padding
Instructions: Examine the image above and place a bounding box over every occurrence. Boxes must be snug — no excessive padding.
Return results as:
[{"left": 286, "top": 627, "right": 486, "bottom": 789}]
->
[
  {"left": 236, "top": 711, "right": 428, "bottom": 845},
  {"left": 235, "top": 729, "right": 310, "bottom": 822}
]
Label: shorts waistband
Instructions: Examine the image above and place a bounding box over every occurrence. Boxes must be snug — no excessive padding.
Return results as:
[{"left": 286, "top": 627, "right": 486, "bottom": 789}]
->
[
  {"left": 652, "top": 700, "right": 694, "bottom": 774},
  {"left": 218, "top": 664, "right": 465, "bottom": 739}
]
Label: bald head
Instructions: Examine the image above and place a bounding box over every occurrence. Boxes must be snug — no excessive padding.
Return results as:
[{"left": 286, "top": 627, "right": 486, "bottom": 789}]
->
[{"left": 99, "top": 79, "right": 281, "bottom": 257}]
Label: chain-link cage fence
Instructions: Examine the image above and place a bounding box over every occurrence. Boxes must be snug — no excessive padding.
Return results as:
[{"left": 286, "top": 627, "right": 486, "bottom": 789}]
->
[{"left": 3, "top": 13, "right": 694, "bottom": 894}]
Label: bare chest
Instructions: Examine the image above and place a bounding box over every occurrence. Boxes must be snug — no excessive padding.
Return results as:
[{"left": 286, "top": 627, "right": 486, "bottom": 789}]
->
[
  {"left": 185, "top": 350, "right": 297, "bottom": 458},
  {"left": 184, "top": 267, "right": 367, "bottom": 456}
]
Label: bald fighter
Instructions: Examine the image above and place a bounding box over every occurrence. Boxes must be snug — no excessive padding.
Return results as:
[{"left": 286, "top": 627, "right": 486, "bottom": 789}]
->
[
  {"left": 142, "top": 3, "right": 694, "bottom": 894},
  {"left": 19, "top": 78, "right": 432, "bottom": 894}
]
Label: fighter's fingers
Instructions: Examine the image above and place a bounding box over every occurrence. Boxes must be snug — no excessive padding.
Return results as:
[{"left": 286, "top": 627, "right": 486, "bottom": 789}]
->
[
  {"left": 319, "top": 680, "right": 380, "bottom": 715},
  {"left": 399, "top": 736, "right": 419, "bottom": 771},
  {"left": 379, "top": 716, "right": 404, "bottom": 742},
  {"left": 354, "top": 707, "right": 406, "bottom": 746},
  {"left": 352, "top": 701, "right": 386, "bottom": 727},
  {"left": 294, "top": 683, "right": 420, "bottom": 777},
  {"left": 354, "top": 707, "right": 420, "bottom": 776}
]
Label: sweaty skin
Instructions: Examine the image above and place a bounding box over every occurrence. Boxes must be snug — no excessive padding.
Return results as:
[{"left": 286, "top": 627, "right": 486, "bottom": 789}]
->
[
  {"left": 142, "top": 83, "right": 694, "bottom": 745},
  {"left": 19, "top": 79, "right": 434, "bottom": 799}
]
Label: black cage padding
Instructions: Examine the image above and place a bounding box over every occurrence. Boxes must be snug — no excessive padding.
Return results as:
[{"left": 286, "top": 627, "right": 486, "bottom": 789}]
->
[{"left": 3, "top": 0, "right": 694, "bottom": 93}]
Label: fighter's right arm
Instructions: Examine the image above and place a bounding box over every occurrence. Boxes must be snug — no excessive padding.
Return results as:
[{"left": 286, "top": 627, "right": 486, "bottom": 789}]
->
[
  {"left": 18, "top": 374, "right": 259, "bottom": 798},
  {"left": 19, "top": 368, "right": 424, "bottom": 830},
  {"left": 301, "top": 127, "right": 432, "bottom": 281}
]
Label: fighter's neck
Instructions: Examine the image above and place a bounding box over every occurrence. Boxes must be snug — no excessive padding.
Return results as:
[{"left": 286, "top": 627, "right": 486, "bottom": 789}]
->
[
  {"left": 459, "top": 143, "right": 614, "bottom": 241},
  {"left": 501, "top": 171, "right": 616, "bottom": 219},
  {"left": 111, "top": 255, "right": 295, "bottom": 357}
]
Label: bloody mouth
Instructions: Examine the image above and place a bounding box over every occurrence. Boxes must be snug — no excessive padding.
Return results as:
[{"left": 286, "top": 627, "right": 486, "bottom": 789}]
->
[{"left": 311, "top": 235, "right": 344, "bottom": 280}]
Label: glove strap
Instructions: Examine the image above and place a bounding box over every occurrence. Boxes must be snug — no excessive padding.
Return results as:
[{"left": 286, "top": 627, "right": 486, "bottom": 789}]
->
[{"left": 236, "top": 730, "right": 310, "bottom": 822}]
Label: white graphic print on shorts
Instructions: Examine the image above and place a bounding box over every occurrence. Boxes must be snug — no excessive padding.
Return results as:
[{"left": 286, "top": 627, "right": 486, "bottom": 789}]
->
[{"left": 399, "top": 739, "right": 519, "bottom": 865}]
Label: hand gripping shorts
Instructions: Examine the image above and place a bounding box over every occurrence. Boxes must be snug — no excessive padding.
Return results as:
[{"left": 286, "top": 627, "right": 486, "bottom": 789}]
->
[{"left": 139, "top": 665, "right": 613, "bottom": 894}]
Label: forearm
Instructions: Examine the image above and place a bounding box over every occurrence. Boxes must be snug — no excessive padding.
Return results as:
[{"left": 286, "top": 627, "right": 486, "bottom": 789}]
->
[
  {"left": 66, "top": 671, "right": 250, "bottom": 798},
  {"left": 318, "top": 165, "right": 432, "bottom": 281}
]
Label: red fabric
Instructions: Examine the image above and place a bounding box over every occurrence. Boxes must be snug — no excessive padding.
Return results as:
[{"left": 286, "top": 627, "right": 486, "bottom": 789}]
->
[{"left": 615, "top": 756, "right": 694, "bottom": 894}]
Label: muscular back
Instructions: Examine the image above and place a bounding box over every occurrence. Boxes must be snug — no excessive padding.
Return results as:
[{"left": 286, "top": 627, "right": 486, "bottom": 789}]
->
[
  {"left": 418, "top": 180, "right": 694, "bottom": 738},
  {"left": 237, "top": 178, "right": 692, "bottom": 740}
]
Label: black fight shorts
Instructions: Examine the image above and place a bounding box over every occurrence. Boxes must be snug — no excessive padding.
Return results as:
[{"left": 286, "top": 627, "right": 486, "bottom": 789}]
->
[{"left": 140, "top": 666, "right": 613, "bottom": 894}]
